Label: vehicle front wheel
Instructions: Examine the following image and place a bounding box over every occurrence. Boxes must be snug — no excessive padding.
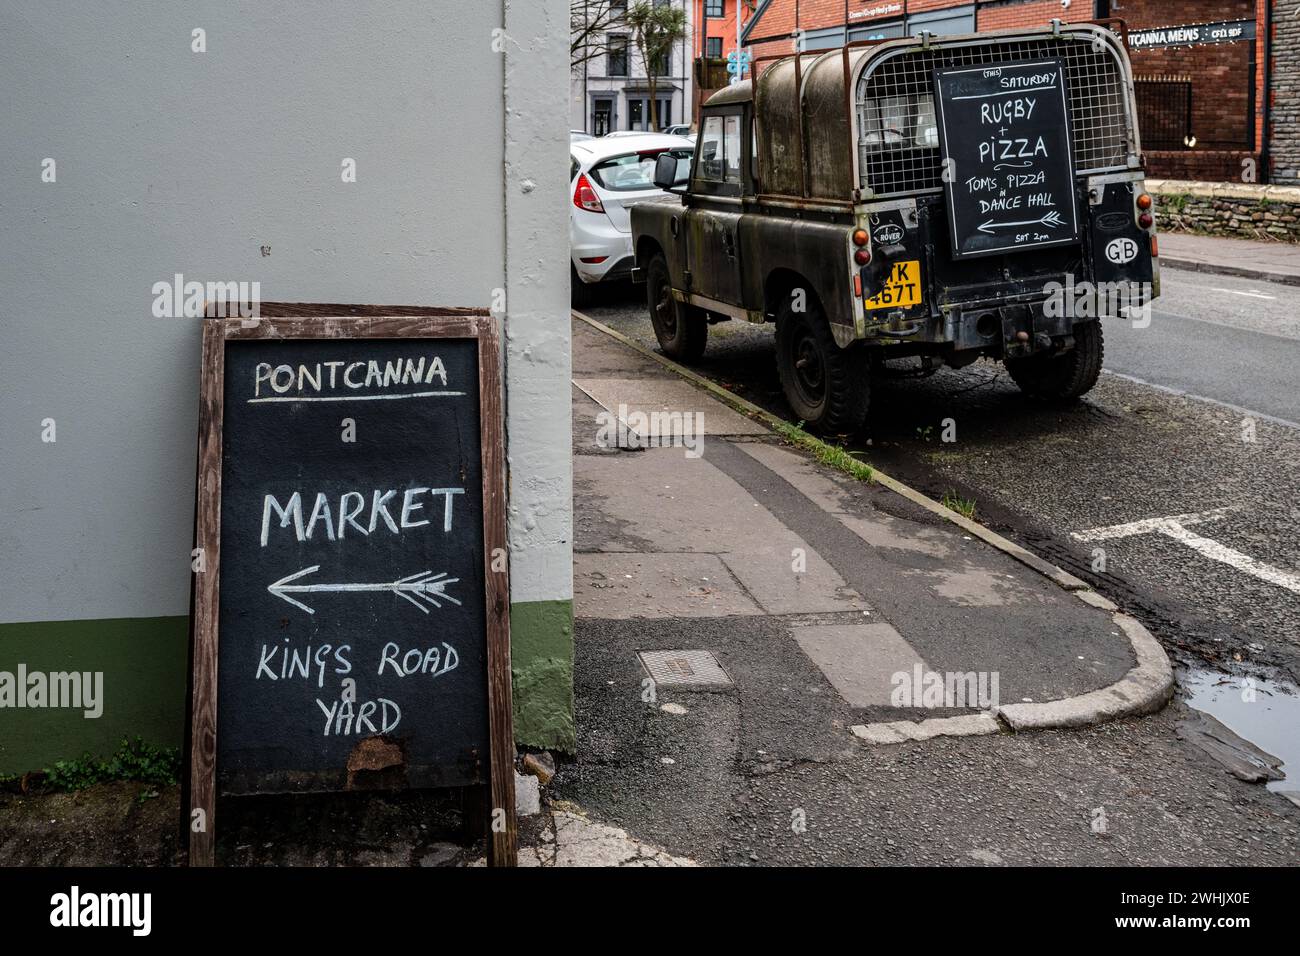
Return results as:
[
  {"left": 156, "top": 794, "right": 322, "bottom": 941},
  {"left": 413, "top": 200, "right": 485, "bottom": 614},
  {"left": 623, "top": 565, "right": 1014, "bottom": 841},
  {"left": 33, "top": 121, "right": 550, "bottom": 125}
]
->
[
  {"left": 1005, "top": 321, "right": 1104, "bottom": 401},
  {"left": 646, "top": 254, "right": 707, "bottom": 362},
  {"left": 774, "top": 294, "right": 870, "bottom": 435}
]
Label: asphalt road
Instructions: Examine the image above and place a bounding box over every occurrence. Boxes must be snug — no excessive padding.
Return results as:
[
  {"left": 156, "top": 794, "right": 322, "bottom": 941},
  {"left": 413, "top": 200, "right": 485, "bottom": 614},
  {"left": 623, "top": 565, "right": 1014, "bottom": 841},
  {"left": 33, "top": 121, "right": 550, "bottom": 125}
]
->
[
  {"left": 1107, "top": 272, "right": 1300, "bottom": 426},
  {"left": 579, "top": 265, "right": 1300, "bottom": 682}
]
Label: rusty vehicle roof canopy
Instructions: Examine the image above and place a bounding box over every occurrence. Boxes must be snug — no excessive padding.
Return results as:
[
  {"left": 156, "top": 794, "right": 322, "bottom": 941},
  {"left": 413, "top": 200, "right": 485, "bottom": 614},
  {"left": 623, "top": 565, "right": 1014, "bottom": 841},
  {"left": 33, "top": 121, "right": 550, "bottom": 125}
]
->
[{"left": 706, "top": 22, "right": 1140, "bottom": 205}]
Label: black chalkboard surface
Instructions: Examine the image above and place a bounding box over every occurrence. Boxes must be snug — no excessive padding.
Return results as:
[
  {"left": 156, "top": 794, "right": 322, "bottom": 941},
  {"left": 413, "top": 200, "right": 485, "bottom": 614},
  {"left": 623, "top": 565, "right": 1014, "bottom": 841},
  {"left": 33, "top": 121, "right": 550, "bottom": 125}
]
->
[
  {"left": 217, "top": 336, "right": 487, "bottom": 793},
  {"left": 934, "top": 58, "right": 1079, "bottom": 260},
  {"left": 188, "top": 308, "right": 515, "bottom": 867}
]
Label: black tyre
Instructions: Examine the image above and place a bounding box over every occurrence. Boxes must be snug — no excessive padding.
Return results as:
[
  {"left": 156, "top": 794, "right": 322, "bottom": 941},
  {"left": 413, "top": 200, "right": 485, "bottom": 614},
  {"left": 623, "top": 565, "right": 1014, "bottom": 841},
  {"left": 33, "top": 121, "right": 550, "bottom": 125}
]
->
[
  {"left": 571, "top": 263, "right": 595, "bottom": 309},
  {"left": 774, "top": 293, "right": 870, "bottom": 434},
  {"left": 1005, "top": 321, "right": 1104, "bottom": 401},
  {"left": 646, "top": 254, "right": 707, "bottom": 362}
]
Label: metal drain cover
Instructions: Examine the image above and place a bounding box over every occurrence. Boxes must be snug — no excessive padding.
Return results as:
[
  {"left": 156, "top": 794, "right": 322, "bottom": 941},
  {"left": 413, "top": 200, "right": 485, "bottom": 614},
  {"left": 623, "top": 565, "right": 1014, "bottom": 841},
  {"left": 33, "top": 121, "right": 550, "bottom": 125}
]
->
[{"left": 638, "top": 649, "right": 733, "bottom": 691}]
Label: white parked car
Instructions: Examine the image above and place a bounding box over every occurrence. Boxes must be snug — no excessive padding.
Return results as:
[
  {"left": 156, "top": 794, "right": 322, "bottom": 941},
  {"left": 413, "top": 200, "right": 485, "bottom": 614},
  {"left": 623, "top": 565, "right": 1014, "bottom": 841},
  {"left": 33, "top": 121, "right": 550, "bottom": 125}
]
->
[{"left": 570, "top": 133, "right": 694, "bottom": 306}]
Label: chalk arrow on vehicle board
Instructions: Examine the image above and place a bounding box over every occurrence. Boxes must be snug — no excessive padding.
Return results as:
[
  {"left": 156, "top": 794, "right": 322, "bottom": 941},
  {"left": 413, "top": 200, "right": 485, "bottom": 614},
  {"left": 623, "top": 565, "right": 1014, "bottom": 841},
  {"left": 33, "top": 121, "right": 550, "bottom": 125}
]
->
[
  {"left": 267, "top": 565, "right": 461, "bottom": 615},
  {"left": 978, "top": 211, "right": 1066, "bottom": 234}
]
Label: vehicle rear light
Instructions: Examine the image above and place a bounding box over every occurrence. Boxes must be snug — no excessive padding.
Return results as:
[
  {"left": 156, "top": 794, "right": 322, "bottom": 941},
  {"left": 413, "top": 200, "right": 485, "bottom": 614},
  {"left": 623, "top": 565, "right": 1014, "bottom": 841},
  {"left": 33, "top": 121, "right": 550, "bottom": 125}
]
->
[
  {"left": 854, "top": 275, "right": 863, "bottom": 297},
  {"left": 1136, "top": 193, "right": 1153, "bottom": 210},
  {"left": 854, "top": 249, "right": 871, "bottom": 266},
  {"left": 574, "top": 173, "right": 604, "bottom": 213},
  {"left": 1151, "top": 235, "right": 1159, "bottom": 258},
  {"left": 851, "top": 229, "right": 870, "bottom": 247},
  {"left": 1138, "top": 212, "right": 1154, "bottom": 230},
  {"left": 579, "top": 256, "right": 609, "bottom": 264}
]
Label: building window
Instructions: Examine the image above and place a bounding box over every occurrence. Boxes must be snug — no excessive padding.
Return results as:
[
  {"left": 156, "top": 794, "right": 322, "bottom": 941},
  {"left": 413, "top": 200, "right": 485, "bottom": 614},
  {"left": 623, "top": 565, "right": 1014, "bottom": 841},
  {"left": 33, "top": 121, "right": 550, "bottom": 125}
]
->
[
  {"left": 610, "top": 0, "right": 627, "bottom": 13},
  {"left": 705, "top": 0, "right": 724, "bottom": 16},
  {"left": 653, "top": 46, "right": 672, "bottom": 76},
  {"left": 592, "top": 98, "right": 614, "bottom": 137},
  {"left": 608, "top": 35, "right": 628, "bottom": 76},
  {"left": 706, "top": 36, "right": 723, "bottom": 58},
  {"left": 1134, "top": 77, "right": 1194, "bottom": 151},
  {"left": 627, "top": 96, "right": 672, "bottom": 131}
]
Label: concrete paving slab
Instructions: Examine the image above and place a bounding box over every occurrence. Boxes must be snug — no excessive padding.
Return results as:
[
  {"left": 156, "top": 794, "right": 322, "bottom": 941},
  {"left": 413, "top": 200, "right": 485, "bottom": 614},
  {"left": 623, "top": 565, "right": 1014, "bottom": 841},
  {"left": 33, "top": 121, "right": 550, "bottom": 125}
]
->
[
  {"left": 574, "top": 552, "right": 762, "bottom": 618},
  {"left": 1159, "top": 232, "right": 1300, "bottom": 283},
  {"left": 789, "top": 623, "right": 928, "bottom": 708},
  {"left": 575, "top": 449, "right": 865, "bottom": 615},
  {"left": 573, "top": 376, "right": 769, "bottom": 437},
  {"left": 737, "top": 441, "right": 956, "bottom": 558},
  {"left": 719, "top": 548, "right": 866, "bottom": 616}
]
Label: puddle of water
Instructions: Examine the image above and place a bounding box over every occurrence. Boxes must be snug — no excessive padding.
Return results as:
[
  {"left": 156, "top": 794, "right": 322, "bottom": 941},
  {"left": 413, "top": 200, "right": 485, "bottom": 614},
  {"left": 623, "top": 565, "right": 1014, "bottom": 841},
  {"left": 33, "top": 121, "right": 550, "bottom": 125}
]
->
[{"left": 1182, "top": 670, "right": 1300, "bottom": 792}]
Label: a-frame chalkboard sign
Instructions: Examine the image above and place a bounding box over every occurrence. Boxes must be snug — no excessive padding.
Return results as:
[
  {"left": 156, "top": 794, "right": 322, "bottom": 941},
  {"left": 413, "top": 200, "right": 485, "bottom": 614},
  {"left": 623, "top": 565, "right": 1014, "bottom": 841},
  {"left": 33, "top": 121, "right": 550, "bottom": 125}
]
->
[{"left": 187, "top": 305, "right": 516, "bottom": 866}]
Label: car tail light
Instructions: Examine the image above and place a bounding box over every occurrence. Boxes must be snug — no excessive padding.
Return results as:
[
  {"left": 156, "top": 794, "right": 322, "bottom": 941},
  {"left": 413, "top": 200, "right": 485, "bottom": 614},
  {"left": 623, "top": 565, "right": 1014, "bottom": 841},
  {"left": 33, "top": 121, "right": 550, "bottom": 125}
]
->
[
  {"left": 1138, "top": 212, "right": 1154, "bottom": 229},
  {"left": 579, "top": 256, "right": 608, "bottom": 264},
  {"left": 1151, "top": 235, "right": 1159, "bottom": 258},
  {"left": 851, "top": 229, "right": 870, "bottom": 247},
  {"left": 854, "top": 249, "right": 871, "bottom": 266},
  {"left": 1136, "top": 193, "right": 1153, "bottom": 210},
  {"left": 574, "top": 173, "right": 604, "bottom": 213}
]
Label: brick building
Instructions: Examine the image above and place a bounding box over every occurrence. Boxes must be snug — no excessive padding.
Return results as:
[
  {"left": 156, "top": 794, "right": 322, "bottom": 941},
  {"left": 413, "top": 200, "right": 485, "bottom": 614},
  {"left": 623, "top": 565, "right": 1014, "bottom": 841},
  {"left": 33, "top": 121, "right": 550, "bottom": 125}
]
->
[
  {"left": 693, "top": 0, "right": 748, "bottom": 125},
  {"left": 739, "top": 0, "right": 1269, "bottom": 181}
]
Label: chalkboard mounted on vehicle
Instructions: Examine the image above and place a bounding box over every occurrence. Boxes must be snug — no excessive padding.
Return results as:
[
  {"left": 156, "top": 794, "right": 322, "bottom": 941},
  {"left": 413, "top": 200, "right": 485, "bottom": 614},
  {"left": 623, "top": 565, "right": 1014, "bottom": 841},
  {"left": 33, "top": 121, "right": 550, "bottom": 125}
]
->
[
  {"left": 186, "top": 305, "right": 515, "bottom": 867},
  {"left": 934, "top": 58, "right": 1080, "bottom": 260}
]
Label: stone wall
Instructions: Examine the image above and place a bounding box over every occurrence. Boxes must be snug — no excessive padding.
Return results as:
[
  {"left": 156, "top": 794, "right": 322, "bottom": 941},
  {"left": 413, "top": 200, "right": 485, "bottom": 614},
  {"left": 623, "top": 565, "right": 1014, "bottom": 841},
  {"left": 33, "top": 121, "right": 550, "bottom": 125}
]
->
[{"left": 1146, "top": 179, "right": 1300, "bottom": 242}]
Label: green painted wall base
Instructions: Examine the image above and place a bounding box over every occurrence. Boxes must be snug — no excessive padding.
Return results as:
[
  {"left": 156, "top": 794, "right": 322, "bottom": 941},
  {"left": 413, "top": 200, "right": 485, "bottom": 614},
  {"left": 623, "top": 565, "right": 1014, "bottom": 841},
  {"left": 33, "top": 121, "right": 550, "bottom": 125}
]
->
[
  {"left": 509, "top": 599, "right": 576, "bottom": 753},
  {"left": 0, "top": 600, "right": 576, "bottom": 774},
  {"left": 0, "top": 616, "right": 189, "bottom": 774}
]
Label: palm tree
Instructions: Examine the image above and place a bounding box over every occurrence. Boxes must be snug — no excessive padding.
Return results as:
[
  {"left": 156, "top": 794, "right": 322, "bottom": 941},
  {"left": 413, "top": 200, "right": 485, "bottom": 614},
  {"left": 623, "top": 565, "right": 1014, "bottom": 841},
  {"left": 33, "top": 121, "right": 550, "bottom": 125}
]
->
[{"left": 625, "top": 1, "right": 687, "bottom": 131}]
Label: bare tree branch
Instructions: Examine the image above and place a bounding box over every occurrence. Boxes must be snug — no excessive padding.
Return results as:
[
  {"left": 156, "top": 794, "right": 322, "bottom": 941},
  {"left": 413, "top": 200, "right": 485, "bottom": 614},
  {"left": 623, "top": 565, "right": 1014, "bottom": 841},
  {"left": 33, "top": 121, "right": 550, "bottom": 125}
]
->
[{"left": 571, "top": 0, "right": 625, "bottom": 70}]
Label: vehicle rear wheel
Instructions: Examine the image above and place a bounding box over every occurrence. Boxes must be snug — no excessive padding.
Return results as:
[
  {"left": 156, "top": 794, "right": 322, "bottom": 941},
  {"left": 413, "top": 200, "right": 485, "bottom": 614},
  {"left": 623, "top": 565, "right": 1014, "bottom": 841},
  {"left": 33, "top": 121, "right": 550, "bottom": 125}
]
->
[
  {"left": 774, "top": 294, "right": 870, "bottom": 435},
  {"left": 646, "top": 254, "right": 707, "bottom": 362},
  {"left": 1005, "top": 321, "right": 1104, "bottom": 401}
]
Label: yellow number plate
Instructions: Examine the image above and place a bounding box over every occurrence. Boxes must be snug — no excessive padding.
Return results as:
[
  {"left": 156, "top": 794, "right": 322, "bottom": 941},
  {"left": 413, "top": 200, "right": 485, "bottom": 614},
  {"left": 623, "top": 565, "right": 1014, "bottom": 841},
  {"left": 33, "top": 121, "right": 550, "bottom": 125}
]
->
[{"left": 864, "top": 260, "right": 922, "bottom": 311}]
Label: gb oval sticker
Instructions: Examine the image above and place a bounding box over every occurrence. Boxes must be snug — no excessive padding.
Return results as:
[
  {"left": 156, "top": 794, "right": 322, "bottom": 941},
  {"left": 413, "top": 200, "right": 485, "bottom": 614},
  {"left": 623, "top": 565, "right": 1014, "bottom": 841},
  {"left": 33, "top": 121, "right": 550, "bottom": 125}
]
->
[{"left": 1105, "top": 237, "right": 1139, "bottom": 265}]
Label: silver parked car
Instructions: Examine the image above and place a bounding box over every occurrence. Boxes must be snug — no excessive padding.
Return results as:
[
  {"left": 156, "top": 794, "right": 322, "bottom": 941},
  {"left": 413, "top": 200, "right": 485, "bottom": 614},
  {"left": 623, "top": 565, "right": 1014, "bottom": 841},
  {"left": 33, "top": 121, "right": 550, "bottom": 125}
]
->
[{"left": 569, "top": 133, "right": 694, "bottom": 307}]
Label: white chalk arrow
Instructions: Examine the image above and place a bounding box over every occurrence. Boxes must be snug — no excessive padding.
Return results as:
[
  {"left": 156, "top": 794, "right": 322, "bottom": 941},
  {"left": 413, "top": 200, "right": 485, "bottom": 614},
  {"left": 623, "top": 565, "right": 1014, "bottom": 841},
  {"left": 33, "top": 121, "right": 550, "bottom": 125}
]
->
[
  {"left": 267, "top": 566, "right": 461, "bottom": 615},
  {"left": 978, "top": 211, "right": 1066, "bottom": 234}
]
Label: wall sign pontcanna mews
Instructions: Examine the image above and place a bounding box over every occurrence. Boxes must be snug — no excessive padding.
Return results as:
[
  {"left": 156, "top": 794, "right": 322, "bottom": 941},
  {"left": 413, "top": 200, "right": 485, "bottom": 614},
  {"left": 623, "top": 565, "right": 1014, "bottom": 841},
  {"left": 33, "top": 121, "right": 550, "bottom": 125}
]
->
[{"left": 186, "top": 305, "right": 515, "bottom": 867}]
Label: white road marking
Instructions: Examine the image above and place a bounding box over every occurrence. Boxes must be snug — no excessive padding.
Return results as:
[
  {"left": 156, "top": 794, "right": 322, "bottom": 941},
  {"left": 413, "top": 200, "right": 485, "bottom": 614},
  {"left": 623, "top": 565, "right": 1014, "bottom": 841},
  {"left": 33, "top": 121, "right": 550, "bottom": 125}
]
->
[
  {"left": 1210, "top": 287, "right": 1275, "bottom": 300},
  {"left": 1072, "top": 509, "right": 1300, "bottom": 595},
  {"left": 1070, "top": 506, "right": 1240, "bottom": 541}
]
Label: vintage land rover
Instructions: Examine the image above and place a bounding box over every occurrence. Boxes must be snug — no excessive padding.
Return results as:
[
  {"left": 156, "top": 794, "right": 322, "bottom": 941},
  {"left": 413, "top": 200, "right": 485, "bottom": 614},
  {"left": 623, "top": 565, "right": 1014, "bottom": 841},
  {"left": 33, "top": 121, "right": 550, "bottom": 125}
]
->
[{"left": 630, "top": 21, "right": 1159, "bottom": 433}]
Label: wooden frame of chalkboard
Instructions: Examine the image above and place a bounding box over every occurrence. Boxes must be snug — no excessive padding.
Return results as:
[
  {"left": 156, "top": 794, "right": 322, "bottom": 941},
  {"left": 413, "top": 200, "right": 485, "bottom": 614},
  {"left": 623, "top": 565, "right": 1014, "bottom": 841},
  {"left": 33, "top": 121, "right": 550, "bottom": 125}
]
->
[{"left": 186, "top": 305, "right": 516, "bottom": 867}]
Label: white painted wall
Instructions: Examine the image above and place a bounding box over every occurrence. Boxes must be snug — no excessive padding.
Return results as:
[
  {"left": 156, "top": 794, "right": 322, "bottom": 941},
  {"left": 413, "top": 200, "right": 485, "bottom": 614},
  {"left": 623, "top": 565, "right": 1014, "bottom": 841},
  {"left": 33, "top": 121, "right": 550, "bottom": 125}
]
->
[{"left": 0, "top": 1, "right": 571, "bottom": 622}]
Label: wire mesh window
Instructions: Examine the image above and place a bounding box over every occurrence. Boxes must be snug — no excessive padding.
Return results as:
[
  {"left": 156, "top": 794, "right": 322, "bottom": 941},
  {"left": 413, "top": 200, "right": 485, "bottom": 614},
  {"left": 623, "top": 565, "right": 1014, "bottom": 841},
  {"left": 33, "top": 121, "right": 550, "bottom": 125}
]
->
[{"left": 856, "top": 36, "right": 1132, "bottom": 197}]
